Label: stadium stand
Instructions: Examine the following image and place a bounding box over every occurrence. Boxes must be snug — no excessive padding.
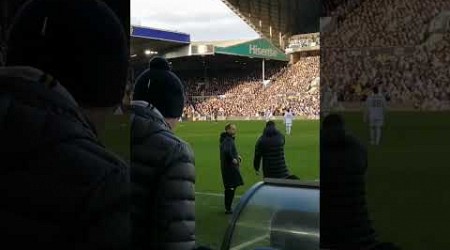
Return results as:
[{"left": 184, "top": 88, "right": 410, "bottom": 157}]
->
[
  {"left": 182, "top": 66, "right": 282, "bottom": 97},
  {"left": 182, "top": 55, "right": 320, "bottom": 119},
  {"left": 323, "top": 43, "right": 448, "bottom": 105},
  {"left": 322, "top": 3, "right": 450, "bottom": 110},
  {"left": 323, "top": 0, "right": 450, "bottom": 47},
  {"left": 221, "top": 0, "right": 320, "bottom": 50}
]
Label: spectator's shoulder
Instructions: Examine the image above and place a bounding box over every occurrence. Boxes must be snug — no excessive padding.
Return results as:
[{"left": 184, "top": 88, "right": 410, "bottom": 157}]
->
[
  {"left": 135, "top": 68, "right": 151, "bottom": 83},
  {"left": 168, "top": 137, "right": 195, "bottom": 165},
  {"left": 67, "top": 138, "right": 129, "bottom": 182},
  {"left": 279, "top": 132, "right": 286, "bottom": 141}
]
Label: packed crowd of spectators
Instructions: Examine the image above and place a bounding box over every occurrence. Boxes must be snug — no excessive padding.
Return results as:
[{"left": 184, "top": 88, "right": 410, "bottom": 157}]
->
[
  {"left": 322, "top": 35, "right": 450, "bottom": 110},
  {"left": 182, "top": 56, "right": 320, "bottom": 119},
  {"left": 323, "top": 0, "right": 449, "bottom": 48},
  {"left": 321, "top": 1, "right": 450, "bottom": 110},
  {"left": 182, "top": 67, "right": 282, "bottom": 97}
]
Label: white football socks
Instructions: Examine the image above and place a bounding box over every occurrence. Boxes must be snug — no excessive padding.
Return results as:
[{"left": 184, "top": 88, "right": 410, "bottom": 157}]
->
[{"left": 376, "top": 127, "right": 382, "bottom": 145}]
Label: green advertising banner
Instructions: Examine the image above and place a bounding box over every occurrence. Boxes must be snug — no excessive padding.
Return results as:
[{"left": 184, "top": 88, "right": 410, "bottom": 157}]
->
[{"left": 215, "top": 38, "right": 288, "bottom": 61}]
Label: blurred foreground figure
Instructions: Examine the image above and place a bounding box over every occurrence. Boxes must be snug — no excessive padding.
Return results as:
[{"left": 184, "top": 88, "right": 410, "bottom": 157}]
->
[
  {"left": 0, "top": 0, "right": 130, "bottom": 249},
  {"left": 320, "top": 114, "right": 400, "bottom": 250}
]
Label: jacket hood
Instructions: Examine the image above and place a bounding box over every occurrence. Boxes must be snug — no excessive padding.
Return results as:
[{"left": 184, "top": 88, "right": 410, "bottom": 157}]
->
[
  {"left": 0, "top": 66, "right": 81, "bottom": 110},
  {"left": 263, "top": 125, "right": 280, "bottom": 137}
]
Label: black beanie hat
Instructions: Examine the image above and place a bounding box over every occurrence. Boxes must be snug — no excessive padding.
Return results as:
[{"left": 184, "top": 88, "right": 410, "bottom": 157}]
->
[
  {"left": 6, "top": 0, "right": 128, "bottom": 108},
  {"left": 149, "top": 56, "right": 171, "bottom": 71},
  {"left": 133, "top": 57, "right": 185, "bottom": 118}
]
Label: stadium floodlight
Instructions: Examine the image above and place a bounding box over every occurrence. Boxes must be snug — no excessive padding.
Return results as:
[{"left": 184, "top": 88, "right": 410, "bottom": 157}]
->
[{"left": 144, "top": 50, "right": 158, "bottom": 56}]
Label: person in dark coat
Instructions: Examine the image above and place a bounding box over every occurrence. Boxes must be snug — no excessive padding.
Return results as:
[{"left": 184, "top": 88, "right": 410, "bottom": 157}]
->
[
  {"left": 253, "top": 121, "right": 292, "bottom": 179},
  {"left": 131, "top": 56, "right": 197, "bottom": 250},
  {"left": 0, "top": 0, "right": 130, "bottom": 249},
  {"left": 321, "top": 114, "right": 400, "bottom": 250},
  {"left": 220, "top": 123, "right": 244, "bottom": 214}
]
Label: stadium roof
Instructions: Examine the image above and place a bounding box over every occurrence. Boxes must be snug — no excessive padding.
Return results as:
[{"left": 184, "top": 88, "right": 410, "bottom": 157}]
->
[
  {"left": 191, "top": 40, "right": 249, "bottom": 47},
  {"left": 165, "top": 38, "right": 288, "bottom": 61},
  {"left": 168, "top": 53, "right": 287, "bottom": 74},
  {"left": 131, "top": 25, "right": 191, "bottom": 62},
  {"left": 321, "top": 0, "right": 367, "bottom": 16},
  {"left": 220, "top": 0, "right": 320, "bottom": 49}
]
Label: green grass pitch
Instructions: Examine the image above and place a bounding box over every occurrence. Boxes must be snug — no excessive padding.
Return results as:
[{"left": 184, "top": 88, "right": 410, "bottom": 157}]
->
[
  {"left": 175, "top": 120, "right": 319, "bottom": 248},
  {"left": 100, "top": 117, "right": 319, "bottom": 249},
  {"left": 174, "top": 120, "right": 320, "bottom": 194},
  {"left": 337, "top": 111, "right": 450, "bottom": 250},
  {"left": 99, "top": 112, "right": 450, "bottom": 249}
]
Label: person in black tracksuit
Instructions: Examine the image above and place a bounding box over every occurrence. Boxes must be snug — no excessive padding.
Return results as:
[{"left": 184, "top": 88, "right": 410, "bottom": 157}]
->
[
  {"left": 253, "top": 121, "right": 293, "bottom": 179},
  {"left": 219, "top": 123, "right": 244, "bottom": 214}
]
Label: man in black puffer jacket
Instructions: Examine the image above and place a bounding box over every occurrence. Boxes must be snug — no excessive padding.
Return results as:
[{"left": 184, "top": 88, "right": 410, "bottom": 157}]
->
[
  {"left": 131, "top": 57, "right": 197, "bottom": 250},
  {"left": 0, "top": 0, "right": 130, "bottom": 249},
  {"left": 253, "top": 121, "right": 293, "bottom": 179}
]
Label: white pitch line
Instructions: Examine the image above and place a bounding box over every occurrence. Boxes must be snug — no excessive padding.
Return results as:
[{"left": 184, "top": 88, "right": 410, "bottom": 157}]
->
[
  {"left": 195, "top": 191, "right": 242, "bottom": 198},
  {"left": 231, "top": 234, "right": 269, "bottom": 250}
]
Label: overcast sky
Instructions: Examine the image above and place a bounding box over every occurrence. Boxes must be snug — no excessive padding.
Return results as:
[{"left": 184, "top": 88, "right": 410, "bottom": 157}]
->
[{"left": 131, "top": 0, "right": 259, "bottom": 41}]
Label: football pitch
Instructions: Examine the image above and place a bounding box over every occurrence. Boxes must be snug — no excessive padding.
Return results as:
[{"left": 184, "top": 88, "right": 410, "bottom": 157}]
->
[
  {"left": 338, "top": 111, "right": 450, "bottom": 250},
  {"left": 175, "top": 120, "right": 319, "bottom": 248},
  {"left": 100, "top": 117, "right": 319, "bottom": 249},
  {"left": 100, "top": 112, "right": 450, "bottom": 249}
]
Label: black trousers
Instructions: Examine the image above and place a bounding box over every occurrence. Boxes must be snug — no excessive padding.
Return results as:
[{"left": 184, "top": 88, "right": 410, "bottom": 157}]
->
[{"left": 224, "top": 187, "right": 236, "bottom": 211}]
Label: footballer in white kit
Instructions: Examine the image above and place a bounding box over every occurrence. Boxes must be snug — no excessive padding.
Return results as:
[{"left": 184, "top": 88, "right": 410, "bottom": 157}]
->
[
  {"left": 364, "top": 87, "right": 387, "bottom": 145},
  {"left": 284, "top": 109, "right": 294, "bottom": 135}
]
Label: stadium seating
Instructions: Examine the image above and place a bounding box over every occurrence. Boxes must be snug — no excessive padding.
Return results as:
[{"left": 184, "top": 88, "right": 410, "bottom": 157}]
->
[
  {"left": 322, "top": 4, "right": 450, "bottom": 110},
  {"left": 322, "top": 33, "right": 450, "bottom": 109},
  {"left": 181, "top": 56, "right": 320, "bottom": 119},
  {"left": 323, "top": 0, "right": 449, "bottom": 47}
]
